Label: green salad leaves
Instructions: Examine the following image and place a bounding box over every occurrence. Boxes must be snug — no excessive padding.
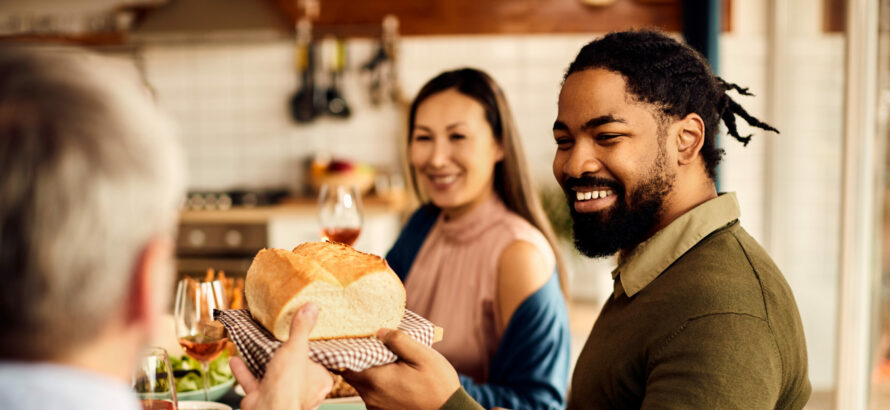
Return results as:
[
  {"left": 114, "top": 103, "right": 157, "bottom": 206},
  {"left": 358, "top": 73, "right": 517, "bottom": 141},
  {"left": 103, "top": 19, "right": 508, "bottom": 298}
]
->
[{"left": 170, "top": 351, "right": 233, "bottom": 392}]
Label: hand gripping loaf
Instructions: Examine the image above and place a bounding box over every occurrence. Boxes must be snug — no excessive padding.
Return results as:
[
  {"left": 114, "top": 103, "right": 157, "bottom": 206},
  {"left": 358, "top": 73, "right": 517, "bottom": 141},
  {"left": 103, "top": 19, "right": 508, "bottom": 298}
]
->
[{"left": 245, "top": 242, "right": 406, "bottom": 341}]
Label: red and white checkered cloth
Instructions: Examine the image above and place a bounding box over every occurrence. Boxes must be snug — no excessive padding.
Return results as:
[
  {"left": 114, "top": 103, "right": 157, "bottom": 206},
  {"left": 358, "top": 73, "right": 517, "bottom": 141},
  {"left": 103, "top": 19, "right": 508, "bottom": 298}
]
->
[{"left": 214, "top": 309, "right": 437, "bottom": 379}]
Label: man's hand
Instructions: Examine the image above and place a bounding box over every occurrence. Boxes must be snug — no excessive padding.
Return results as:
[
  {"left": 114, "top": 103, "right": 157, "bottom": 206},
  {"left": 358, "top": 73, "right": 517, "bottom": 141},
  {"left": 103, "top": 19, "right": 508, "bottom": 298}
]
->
[
  {"left": 342, "top": 328, "right": 460, "bottom": 410},
  {"left": 230, "top": 303, "right": 333, "bottom": 410}
]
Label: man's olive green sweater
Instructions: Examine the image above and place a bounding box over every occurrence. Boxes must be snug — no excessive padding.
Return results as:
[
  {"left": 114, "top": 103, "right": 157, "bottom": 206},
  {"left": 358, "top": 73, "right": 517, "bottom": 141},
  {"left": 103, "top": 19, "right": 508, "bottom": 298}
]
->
[{"left": 443, "top": 193, "right": 811, "bottom": 409}]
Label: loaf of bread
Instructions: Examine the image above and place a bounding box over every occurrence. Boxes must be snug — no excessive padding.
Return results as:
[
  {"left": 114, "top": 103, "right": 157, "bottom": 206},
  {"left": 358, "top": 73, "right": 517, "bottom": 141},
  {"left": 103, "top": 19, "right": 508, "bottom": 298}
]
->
[
  {"left": 327, "top": 373, "right": 359, "bottom": 398},
  {"left": 245, "top": 242, "right": 406, "bottom": 341}
]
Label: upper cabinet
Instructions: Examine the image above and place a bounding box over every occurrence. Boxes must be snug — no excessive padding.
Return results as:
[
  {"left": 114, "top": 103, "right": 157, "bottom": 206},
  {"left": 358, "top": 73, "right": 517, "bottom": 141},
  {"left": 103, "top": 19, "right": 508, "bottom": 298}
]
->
[
  {"left": 275, "top": 0, "right": 686, "bottom": 36},
  {"left": 1, "top": 0, "right": 739, "bottom": 45}
]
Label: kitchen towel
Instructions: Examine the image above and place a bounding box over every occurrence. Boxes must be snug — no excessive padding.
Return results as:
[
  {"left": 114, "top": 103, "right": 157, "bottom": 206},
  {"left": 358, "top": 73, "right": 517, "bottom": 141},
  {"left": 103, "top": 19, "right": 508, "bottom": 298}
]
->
[{"left": 214, "top": 308, "right": 438, "bottom": 378}]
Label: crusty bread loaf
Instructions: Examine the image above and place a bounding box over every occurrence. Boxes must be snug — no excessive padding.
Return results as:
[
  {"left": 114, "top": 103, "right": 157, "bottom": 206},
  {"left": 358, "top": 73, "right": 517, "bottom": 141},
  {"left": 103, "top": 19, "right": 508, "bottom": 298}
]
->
[
  {"left": 327, "top": 373, "right": 359, "bottom": 398},
  {"left": 245, "top": 242, "right": 406, "bottom": 341}
]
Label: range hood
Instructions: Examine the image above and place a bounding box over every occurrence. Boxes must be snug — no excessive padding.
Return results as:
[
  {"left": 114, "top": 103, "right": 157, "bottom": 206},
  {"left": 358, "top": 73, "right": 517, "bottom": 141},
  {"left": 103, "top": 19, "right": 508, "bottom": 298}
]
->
[
  {"left": 130, "top": 0, "right": 292, "bottom": 43},
  {"left": 0, "top": 0, "right": 163, "bottom": 37}
]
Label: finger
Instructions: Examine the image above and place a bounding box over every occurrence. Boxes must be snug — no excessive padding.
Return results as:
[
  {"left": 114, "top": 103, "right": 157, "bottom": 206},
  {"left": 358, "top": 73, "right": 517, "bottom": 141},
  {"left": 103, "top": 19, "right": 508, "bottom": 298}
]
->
[
  {"left": 340, "top": 368, "right": 375, "bottom": 391},
  {"left": 229, "top": 356, "right": 259, "bottom": 394},
  {"left": 283, "top": 302, "right": 319, "bottom": 348},
  {"left": 376, "top": 328, "right": 428, "bottom": 365},
  {"left": 240, "top": 394, "right": 257, "bottom": 410}
]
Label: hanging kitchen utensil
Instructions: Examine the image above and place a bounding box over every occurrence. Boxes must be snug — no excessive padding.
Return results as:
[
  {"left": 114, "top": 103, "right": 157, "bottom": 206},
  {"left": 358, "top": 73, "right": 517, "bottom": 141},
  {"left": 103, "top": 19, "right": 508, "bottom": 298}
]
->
[
  {"left": 360, "top": 15, "right": 400, "bottom": 107},
  {"left": 382, "top": 15, "right": 401, "bottom": 104},
  {"left": 290, "top": 18, "right": 319, "bottom": 123},
  {"left": 361, "top": 42, "right": 387, "bottom": 106},
  {"left": 324, "top": 37, "right": 350, "bottom": 118}
]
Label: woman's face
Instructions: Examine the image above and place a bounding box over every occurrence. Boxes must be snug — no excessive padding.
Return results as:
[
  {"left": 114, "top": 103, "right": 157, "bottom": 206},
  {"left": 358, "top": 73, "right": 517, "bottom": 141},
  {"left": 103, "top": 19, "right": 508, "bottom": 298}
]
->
[{"left": 410, "top": 88, "right": 504, "bottom": 218}]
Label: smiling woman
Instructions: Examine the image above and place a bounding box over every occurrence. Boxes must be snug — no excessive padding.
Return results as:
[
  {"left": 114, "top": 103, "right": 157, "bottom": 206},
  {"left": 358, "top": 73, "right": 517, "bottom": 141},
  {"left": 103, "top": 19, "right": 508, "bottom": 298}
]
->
[{"left": 383, "top": 68, "right": 571, "bottom": 409}]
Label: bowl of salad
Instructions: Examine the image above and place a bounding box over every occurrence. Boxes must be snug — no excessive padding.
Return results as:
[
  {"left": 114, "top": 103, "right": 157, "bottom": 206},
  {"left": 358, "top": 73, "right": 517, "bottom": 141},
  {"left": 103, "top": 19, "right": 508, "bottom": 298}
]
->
[{"left": 171, "top": 350, "right": 235, "bottom": 402}]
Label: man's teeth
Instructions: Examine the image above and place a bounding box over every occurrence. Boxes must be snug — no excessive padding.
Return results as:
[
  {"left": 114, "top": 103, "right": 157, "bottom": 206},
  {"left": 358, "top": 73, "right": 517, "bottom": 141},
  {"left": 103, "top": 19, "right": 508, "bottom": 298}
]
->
[
  {"left": 431, "top": 175, "right": 458, "bottom": 184},
  {"left": 575, "top": 190, "right": 613, "bottom": 201}
]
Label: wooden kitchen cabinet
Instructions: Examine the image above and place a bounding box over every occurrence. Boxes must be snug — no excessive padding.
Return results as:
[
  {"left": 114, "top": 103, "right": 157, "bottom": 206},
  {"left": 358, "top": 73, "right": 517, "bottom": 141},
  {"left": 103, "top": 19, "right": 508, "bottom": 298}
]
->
[{"left": 277, "top": 0, "right": 686, "bottom": 35}]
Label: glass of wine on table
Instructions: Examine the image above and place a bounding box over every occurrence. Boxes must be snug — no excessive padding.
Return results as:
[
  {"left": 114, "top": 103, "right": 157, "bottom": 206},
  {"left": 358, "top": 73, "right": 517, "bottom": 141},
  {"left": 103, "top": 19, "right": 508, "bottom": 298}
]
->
[
  {"left": 132, "top": 347, "right": 178, "bottom": 410},
  {"left": 318, "top": 183, "right": 363, "bottom": 246},
  {"left": 173, "top": 278, "right": 229, "bottom": 401}
]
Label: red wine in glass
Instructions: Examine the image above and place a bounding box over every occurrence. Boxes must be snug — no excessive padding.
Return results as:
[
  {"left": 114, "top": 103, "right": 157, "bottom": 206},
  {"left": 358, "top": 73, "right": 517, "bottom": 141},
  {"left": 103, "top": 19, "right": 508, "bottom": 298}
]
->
[
  {"left": 174, "top": 279, "right": 229, "bottom": 401},
  {"left": 318, "top": 184, "right": 363, "bottom": 246},
  {"left": 178, "top": 334, "right": 227, "bottom": 363},
  {"left": 140, "top": 399, "right": 176, "bottom": 410},
  {"left": 321, "top": 227, "right": 361, "bottom": 246}
]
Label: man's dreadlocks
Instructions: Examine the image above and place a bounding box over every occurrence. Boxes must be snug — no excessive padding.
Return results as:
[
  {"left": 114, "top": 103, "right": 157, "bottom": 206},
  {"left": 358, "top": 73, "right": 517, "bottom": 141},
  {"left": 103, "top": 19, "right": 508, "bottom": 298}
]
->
[{"left": 565, "top": 29, "right": 778, "bottom": 179}]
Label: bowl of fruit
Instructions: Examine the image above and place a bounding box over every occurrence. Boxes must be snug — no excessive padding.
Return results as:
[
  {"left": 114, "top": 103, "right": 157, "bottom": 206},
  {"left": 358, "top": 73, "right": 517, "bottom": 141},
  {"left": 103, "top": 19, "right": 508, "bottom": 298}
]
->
[{"left": 308, "top": 156, "right": 376, "bottom": 195}]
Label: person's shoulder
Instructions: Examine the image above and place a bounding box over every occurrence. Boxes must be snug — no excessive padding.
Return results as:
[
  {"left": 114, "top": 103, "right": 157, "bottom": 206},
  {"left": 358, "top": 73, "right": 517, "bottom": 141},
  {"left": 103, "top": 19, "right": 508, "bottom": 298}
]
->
[
  {"left": 658, "top": 223, "right": 801, "bottom": 320},
  {"left": 652, "top": 224, "right": 770, "bottom": 315},
  {"left": 671, "top": 222, "right": 769, "bottom": 278},
  {"left": 495, "top": 210, "right": 552, "bottom": 249},
  {"left": 495, "top": 239, "right": 553, "bottom": 327},
  {"left": 686, "top": 222, "right": 790, "bottom": 296},
  {"left": 406, "top": 203, "right": 441, "bottom": 226}
]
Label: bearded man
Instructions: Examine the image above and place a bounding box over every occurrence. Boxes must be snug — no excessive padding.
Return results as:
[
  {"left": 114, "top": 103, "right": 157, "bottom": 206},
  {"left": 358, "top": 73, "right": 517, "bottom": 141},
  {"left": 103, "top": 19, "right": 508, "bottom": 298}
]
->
[{"left": 550, "top": 29, "right": 811, "bottom": 409}]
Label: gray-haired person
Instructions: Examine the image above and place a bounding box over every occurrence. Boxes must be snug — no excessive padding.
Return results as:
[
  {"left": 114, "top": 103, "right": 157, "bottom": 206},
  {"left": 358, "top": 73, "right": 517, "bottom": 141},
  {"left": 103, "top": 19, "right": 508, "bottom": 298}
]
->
[{"left": 0, "top": 46, "right": 331, "bottom": 410}]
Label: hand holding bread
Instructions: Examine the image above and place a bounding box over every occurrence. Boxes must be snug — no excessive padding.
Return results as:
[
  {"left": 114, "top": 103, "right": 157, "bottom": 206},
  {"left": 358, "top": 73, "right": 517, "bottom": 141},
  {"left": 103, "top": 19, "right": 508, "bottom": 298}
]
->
[
  {"left": 342, "top": 328, "right": 461, "bottom": 410},
  {"left": 230, "top": 302, "right": 333, "bottom": 410}
]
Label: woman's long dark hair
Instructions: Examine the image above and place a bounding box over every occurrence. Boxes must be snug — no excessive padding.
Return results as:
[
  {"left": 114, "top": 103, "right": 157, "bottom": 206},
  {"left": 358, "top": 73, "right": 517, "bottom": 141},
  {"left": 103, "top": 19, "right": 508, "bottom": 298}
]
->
[{"left": 407, "top": 68, "right": 569, "bottom": 296}]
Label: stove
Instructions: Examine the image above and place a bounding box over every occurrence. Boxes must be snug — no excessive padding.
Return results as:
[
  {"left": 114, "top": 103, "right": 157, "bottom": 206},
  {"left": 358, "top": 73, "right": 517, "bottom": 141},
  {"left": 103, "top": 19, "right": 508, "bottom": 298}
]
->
[
  {"left": 184, "top": 189, "right": 289, "bottom": 211},
  {"left": 176, "top": 189, "right": 287, "bottom": 279}
]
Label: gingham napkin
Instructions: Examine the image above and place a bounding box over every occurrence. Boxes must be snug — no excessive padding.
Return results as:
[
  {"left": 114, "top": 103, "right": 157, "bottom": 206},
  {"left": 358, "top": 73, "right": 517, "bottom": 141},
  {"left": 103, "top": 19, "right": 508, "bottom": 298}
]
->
[{"left": 214, "top": 308, "right": 437, "bottom": 379}]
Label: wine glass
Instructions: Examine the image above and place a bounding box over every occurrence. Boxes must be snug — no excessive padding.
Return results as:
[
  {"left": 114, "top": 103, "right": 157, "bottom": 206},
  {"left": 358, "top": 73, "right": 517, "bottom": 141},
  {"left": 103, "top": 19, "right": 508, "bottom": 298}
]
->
[
  {"left": 132, "top": 346, "right": 178, "bottom": 410},
  {"left": 318, "top": 184, "right": 363, "bottom": 246},
  {"left": 173, "top": 278, "right": 229, "bottom": 401}
]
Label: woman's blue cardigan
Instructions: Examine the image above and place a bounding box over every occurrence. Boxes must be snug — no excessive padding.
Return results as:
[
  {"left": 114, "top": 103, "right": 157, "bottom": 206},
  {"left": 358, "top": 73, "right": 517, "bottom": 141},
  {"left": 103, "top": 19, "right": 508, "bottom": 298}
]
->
[{"left": 386, "top": 205, "right": 571, "bottom": 409}]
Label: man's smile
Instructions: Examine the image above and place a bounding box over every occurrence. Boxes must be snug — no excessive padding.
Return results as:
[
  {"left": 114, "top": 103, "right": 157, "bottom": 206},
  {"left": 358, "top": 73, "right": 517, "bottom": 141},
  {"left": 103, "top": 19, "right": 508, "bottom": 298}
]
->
[{"left": 572, "top": 187, "right": 616, "bottom": 212}]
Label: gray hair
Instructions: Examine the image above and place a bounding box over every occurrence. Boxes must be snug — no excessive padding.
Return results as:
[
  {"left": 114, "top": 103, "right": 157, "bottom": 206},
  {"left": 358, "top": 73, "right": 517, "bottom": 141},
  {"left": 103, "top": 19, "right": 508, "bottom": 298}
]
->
[{"left": 0, "top": 46, "right": 185, "bottom": 359}]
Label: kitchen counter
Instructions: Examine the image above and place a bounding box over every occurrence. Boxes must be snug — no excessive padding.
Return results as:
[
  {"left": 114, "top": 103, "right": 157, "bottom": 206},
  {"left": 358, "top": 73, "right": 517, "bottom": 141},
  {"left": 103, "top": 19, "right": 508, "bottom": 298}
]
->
[
  {"left": 178, "top": 195, "right": 409, "bottom": 257},
  {"left": 179, "top": 195, "right": 410, "bottom": 224}
]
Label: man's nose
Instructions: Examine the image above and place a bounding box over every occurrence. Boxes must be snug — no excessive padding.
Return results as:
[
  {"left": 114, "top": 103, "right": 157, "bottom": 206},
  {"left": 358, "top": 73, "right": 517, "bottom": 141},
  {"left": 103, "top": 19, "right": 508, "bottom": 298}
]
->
[{"left": 564, "top": 141, "right": 602, "bottom": 177}]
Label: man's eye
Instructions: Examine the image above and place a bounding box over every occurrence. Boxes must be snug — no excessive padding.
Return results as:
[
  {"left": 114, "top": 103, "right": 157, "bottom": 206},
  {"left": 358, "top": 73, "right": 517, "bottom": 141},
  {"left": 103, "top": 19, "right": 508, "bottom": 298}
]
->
[
  {"left": 555, "top": 138, "right": 573, "bottom": 150},
  {"left": 596, "top": 134, "right": 622, "bottom": 141},
  {"left": 449, "top": 133, "right": 466, "bottom": 141}
]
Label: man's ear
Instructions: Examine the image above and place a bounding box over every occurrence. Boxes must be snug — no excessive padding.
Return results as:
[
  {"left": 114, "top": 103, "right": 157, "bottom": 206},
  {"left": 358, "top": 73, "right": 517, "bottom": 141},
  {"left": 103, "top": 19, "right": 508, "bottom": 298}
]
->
[
  {"left": 126, "top": 236, "right": 174, "bottom": 333},
  {"left": 675, "top": 113, "right": 706, "bottom": 166}
]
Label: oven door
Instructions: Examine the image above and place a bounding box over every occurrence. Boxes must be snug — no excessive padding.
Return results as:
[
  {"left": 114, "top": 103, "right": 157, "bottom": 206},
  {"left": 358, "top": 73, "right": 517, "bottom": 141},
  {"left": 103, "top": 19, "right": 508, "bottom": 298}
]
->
[{"left": 175, "top": 222, "right": 267, "bottom": 281}]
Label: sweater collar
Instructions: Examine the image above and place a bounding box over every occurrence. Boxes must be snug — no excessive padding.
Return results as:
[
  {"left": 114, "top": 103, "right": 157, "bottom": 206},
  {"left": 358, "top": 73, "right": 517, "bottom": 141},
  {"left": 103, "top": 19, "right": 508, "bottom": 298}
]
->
[
  {"left": 437, "top": 193, "right": 506, "bottom": 243},
  {"left": 611, "top": 192, "right": 741, "bottom": 299}
]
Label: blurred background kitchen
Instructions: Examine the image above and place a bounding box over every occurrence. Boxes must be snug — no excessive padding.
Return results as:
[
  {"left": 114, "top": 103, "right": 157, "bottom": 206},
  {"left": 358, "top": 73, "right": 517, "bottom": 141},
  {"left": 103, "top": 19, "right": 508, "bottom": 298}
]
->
[{"left": 2, "top": 0, "right": 889, "bottom": 408}]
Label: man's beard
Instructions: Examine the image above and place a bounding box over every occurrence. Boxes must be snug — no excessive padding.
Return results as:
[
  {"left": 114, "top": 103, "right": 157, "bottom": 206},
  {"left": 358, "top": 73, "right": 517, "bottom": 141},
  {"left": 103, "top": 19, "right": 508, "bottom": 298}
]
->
[{"left": 566, "top": 152, "right": 674, "bottom": 259}]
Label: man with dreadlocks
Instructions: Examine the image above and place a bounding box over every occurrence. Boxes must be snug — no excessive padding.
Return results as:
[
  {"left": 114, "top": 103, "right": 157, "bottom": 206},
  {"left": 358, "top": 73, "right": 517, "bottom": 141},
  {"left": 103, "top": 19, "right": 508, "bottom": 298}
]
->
[
  {"left": 237, "top": 29, "right": 812, "bottom": 410},
  {"left": 549, "top": 29, "right": 811, "bottom": 409}
]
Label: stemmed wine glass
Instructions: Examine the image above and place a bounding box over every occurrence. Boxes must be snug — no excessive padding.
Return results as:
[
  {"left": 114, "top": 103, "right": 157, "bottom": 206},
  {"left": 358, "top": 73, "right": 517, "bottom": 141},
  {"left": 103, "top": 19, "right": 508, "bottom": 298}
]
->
[
  {"left": 132, "top": 346, "right": 178, "bottom": 410},
  {"left": 173, "top": 278, "right": 229, "bottom": 401},
  {"left": 318, "top": 184, "right": 363, "bottom": 246}
]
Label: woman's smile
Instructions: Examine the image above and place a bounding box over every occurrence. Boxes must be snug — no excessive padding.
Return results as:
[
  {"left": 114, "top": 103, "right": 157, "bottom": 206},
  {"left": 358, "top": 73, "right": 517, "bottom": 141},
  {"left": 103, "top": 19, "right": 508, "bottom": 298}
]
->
[{"left": 425, "top": 172, "right": 461, "bottom": 191}]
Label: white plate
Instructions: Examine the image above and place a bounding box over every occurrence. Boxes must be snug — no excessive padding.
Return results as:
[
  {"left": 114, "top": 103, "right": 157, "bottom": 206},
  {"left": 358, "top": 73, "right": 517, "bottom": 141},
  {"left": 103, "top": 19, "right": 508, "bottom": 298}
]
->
[
  {"left": 319, "top": 396, "right": 365, "bottom": 410},
  {"left": 177, "top": 401, "right": 232, "bottom": 410},
  {"left": 324, "top": 396, "right": 363, "bottom": 404}
]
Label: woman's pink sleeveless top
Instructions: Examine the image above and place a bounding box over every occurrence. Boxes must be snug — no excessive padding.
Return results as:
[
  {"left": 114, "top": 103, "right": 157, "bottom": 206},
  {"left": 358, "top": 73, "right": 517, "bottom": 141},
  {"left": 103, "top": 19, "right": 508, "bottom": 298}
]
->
[{"left": 404, "top": 195, "right": 555, "bottom": 382}]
